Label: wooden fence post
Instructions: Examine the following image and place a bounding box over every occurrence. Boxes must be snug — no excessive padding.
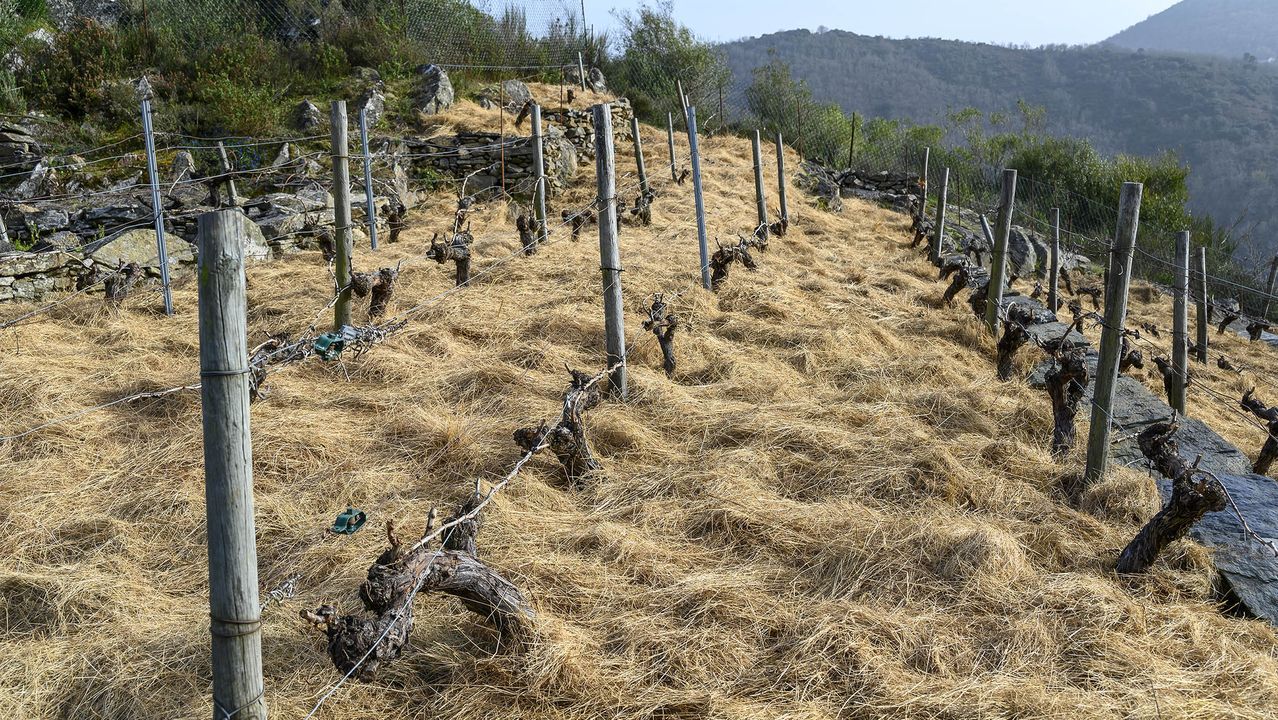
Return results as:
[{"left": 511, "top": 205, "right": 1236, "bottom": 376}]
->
[
  {"left": 630, "top": 115, "right": 649, "bottom": 199},
  {"left": 1171, "top": 230, "right": 1190, "bottom": 413},
  {"left": 676, "top": 80, "right": 688, "bottom": 117},
  {"left": 984, "top": 169, "right": 1018, "bottom": 335},
  {"left": 752, "top": 130, "right": 769, "bottom": 241},
  {"left": 217, "top": 141, "right": 240, "bottom": 208},
  {"left": 531, "top": 103, "right": 550, "bottom": 244},
  {"left": 1264, "top": 256, "right": 1278, "bottom": 320},
  {"left": 330, "top": 100, "right": 353, "bottom": 330},
  {"left": 687, "top": 107, "right": 711, "bottom": 291},
  {"left": 1084, "top": 182, "right": 1144, "bottom": 484},
  {"left": 930, "top": 167, "right": 949, "bottom": 265},
  {"left": 358, "top": 106, "right": 379, "bottom": 250},
  {"left": 1048, "top": 208, "right": 1061, "bottom": 313},
  {"left": 847, "top": 112, "right": 856, "bottom": 168},
  {"left": 578, "top": 52, "right": 587, "bottom": 92},
  {"left": 197, "top": 209, "right": 266, "bottom": 720},
  {"left": 1196, "top": 246, "right": 1209, "bottom": 363},
  {"left": 918, "top": 147, "right": 930, "bottom": 225},
  {"left": 593, "top": 104, "right": 627, "bottom": 399},
  {"left": 667, "top": 112, "right": 676, "bottom": 181},
  {"left": 775, "top": 131, "right": 789, "bottom": 227}
]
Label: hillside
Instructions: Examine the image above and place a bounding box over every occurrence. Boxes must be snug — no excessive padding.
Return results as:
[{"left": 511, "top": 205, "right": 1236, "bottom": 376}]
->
[
  {"left": 3, "top": 86, "right": 1278, "bottom": 718},
  {"left": 1107, "top": 0, "right": 1278, "bottom": 60},
  {"left": 720, "top": 29, "right": 1278, "bottom": 257}
]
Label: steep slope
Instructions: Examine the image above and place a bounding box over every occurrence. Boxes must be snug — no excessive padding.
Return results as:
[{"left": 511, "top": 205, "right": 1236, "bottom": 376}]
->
[
  {"left": 720, "top": 29, "right": 1278, "bottom": 256},
  {"left": 1107, "top": 0, "right": 1278, "bottom": 60},
  {"left": 2, "top": 90, "right": 1278, "bottom": 718}
]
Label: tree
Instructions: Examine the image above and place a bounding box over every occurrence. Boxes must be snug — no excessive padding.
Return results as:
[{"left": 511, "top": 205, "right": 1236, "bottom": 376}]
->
[{"left": 608, "top": 1, "right": 729, "bottom": 121}]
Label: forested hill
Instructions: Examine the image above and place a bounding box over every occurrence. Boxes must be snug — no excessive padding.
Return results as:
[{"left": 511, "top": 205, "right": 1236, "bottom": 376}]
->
[
  {"left": 1106, "top": 0, "right": 1278, "bottom": 61},
  {"left": 720, "top": 29, "right": 1278, "bottom": 255}
]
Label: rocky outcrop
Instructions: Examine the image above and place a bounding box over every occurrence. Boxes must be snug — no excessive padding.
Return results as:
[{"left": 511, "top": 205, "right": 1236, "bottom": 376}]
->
[{"left": 0, "top": 123, "right": 44, "bottom": 178}]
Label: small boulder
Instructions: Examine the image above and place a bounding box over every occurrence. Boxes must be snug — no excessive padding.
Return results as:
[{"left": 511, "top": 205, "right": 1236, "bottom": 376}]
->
[
  {"left": 587, "top": 67, "right": 607, "bottom": 93},
  {"left": 171, "top": 150, "right": 195, "bottom": 182},
  {"left": 500, "top": 79, "right": 533, "bottom": 108},
  {"left": 294, "top": 99, "right": 323, "bottom": 132},
  {"left": 413, "top": 64, "right": 454, "bottom": 115}
]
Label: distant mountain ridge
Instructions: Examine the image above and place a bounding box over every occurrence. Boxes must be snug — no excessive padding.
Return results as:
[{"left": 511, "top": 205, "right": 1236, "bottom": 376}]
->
[
  {"left": 719, "top": 28, "right": 1278, "bottom": 256},
  {"left": 1106, "top": 0, "right": 1278, "bottom": 61}
]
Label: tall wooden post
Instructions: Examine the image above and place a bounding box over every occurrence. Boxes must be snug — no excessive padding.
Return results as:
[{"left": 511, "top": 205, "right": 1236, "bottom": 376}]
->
[
  {"left": 1048, "top": 207, "right": 1061, "bottom": 313},
  {"left": 630, "top": 116, "right": 649, "bottom": 199},
  {"left": 593, "top": 104, "right": 627, "bottom": 399},
  {"left": 752, "top": 130, "right": 769, "bottom": 240},
  {"left": 676, "top": 80, "right": 688, "bottom": 117},
  {"left": 984, "top": 169, "right": 1018, "bottom": 335},
  {"left": 666, "top": 112, "right": 677, "bottom": 181},
  {"left": 687, "top": 107, "right": 711, "bottom": 291},
  {"left": 330, "top": 100, "right": 353, "bottom": 330},
  {"left": 1084, "top": 182, "right": 1143, "bottom": 484},
  {"left": 930, "top": 167, "right": 949, "bottom": 265},
  {"left": 775, "top": 131, "right": 789, "bottom": 227},
  {"left": 1196, "top": 246, "right": 1209, "bottom": 363},
  {"left": 530, "top": 103, "right": 549, "bottom": 244},
  {"left": 918, "top": 147, "right": 930, "bottom": 225},
  {"left": 578, "top": 52, "right": 587, "bottom": 92},
  {"left": 197, "top": 209, "right": 266, "bottom": 720},
  {"left": 358, "top": 107, "right": 378, "bottom": 250},
  {"left": 217, "top": 141, "right": 240, "bottom": 208},
  {"left": 1264, "top": 256, "right": 1278, "bottom": 320},
  {"left": 1171, "top": 230, "right": 1190, "bottom": 413}
]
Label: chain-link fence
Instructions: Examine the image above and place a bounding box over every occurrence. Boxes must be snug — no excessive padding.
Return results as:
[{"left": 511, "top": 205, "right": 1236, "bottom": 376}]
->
[{"left": 13, "top": 0, "right": 589, "bottom": 70}]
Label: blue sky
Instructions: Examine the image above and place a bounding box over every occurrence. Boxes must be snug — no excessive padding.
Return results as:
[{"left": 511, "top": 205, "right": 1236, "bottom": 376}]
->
[{"left": 585, "top": 0, "right": 1183, "bottom": 46}]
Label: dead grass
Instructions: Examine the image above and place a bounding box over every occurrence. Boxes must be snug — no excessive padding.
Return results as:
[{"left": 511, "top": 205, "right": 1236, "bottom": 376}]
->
[{"left": 1, "top": 87, "right": 1277, "bottom": 719}]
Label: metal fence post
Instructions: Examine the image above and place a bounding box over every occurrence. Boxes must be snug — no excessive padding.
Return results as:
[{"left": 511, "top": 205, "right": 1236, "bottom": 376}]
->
[
  {"left": 918, "top": 147, "right": 930, "bottom": 225},
  {"left": 985, "top": 169, "right": 1018, "bottom": 335},
  {"left": 140, "top": 93, "right": 173, "bottom": 315},
  {"left": 687, "top": 107, "right": 711, "bottom": 291},
  {"left": 359, "top": 106, "right": 379, "bottom": 250},
  {"left": 1171, "top": 230, "right": 1190, "bottom": 413},
  {"left": 1196, "top": 247, "right": 1209, "bottom": 363},
  {"left": 531, "top": 103, "right": 550, "bottom": 244},
  {"left": 1084, "top": 182, "right": 1144, "bottom": 484},
  {"left": 197, "top": 209, "right": 266, "bottom": 720},
  {"left": 593, "top": 104, "right": 627, "bottom": 399},
  {"left": 330, "top": 100, "right": 353, "bottom": 330},
  {"left": 1048, "top": 207, "right": 1061, "bottom": 313},
  {"left": 1264, "top": 256, "right": 1278, "bottom": 320}
]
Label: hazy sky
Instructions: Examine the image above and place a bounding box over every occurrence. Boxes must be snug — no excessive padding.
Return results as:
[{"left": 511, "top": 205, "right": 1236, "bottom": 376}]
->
[{"left": 587, "top": 0, "right": 1183, "bottom": 46}]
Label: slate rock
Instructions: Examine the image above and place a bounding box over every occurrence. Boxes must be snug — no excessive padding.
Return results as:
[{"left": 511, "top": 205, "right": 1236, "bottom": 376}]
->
[
  {"left": 413, "top": 64, "right": 454, "bottom": 115},
  {"left": 86, "top": 227, "right": 195, "bottom": 269},
  {"left": 500, "top": 79, "right": 533, "bottom": 108}
]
